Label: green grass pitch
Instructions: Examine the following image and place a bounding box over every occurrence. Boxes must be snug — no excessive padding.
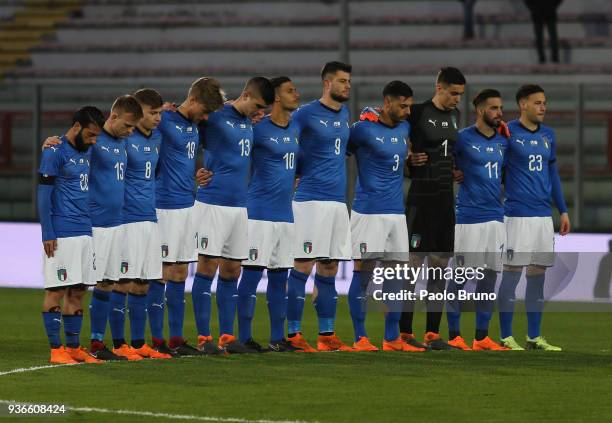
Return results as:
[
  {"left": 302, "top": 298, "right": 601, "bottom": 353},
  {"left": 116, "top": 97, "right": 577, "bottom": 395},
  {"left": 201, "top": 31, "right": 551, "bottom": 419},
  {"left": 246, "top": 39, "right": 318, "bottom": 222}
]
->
[{"left": 1, "top": 287, "right": 611, "bottom": 422}]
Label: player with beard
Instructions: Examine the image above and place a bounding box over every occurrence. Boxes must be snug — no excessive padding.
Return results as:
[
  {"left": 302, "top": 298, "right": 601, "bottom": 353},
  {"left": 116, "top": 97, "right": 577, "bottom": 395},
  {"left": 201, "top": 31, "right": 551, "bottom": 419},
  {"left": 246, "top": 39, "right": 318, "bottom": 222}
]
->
[
  {"left": 38, "top": 106, "right": 105, "bottom": 364},
  {"left": 400, "top": 67, "right": 466, "bottom": 350},
  {"left": 286, "top": 61, "right": 353, "bottom": 352}
]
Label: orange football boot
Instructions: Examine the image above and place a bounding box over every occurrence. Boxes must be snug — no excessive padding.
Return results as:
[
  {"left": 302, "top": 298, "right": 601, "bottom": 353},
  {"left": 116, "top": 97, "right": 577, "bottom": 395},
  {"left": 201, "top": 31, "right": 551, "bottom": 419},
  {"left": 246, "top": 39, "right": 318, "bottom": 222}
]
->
[
  {"left": 66, "top": 346, "right": 103, "bottom": 363},
  {"left": 317, "top": 333, "right": 354, "bottom": 352},
  {"left": 112, "top": 344, "right": 144, "bottom": 361},
  {"left": 382, "top": 337, "right": 426, "bottom": 352},
  {"left": 448, "top": 336, "right": 472, "bottom": 351},
  {"left": 287, "top": 333, "right": 317, "bottom": 352},
  {"left": 133, "top": 344, "right": 172, "bottom": 359},
  {"left": 49, "top": 346, "right": 78, "bottom": 365},
  {"left": 352, "top": 336, "right": 379, "bottom": 352},
  {"left": 472, "top": 336, "right": 510, "bottom": 351}
]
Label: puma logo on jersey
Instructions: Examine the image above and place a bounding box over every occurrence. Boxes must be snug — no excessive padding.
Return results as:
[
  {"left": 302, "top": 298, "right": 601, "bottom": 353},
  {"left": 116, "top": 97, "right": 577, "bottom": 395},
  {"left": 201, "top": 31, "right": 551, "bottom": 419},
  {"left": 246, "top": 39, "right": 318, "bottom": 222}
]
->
[
  {"left": 428, "top": 119, "right": 437, "bottom": 126},
  {"left": 226, "top": 121, "right": 235, "bottom": 128},
  {"left": 100, "top": 146, "right": 110, "bottom": 153},
  {"left": 175, "top": 125, "right": 184, "bottom": 133},
  {"left": 515, "top": 139, "right": 525, "bottom": 146},
  {"left": 269, "top": 137, "right": 279, "bottom": 143},
  {"left": 131, "top": 144, "right": 139, "bottom": 152},
  {"left": 50, "top": 146, "right": 57, "bottom": 152},
  {"left": 69, "top": 158, "right": 77, "bottom": 165},
  {"left": 471, "top": 145, "right": 481, "bottom": 152},
  {"left": 319, "top": 120, "right": 328, "bottom": 127},
  {"left": 376, "top": 136, "right": 385, "bottom": 143}
]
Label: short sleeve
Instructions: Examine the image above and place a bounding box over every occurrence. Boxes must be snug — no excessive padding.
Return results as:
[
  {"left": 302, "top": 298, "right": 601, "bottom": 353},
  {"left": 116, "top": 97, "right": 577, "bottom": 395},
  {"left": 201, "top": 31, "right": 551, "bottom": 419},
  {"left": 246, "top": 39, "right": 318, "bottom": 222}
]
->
[{"left": 39, "top": 146, "right": 61, "bottom": 177}]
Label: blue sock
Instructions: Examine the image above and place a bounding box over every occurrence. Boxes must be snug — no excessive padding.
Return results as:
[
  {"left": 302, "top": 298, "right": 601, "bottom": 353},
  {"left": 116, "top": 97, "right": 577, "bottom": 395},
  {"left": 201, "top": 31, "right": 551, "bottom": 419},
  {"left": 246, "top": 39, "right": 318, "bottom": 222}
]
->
[
  {"left": 313, "top": 274, "right": 337, "bottom": 334},
  {"left": 348, "top": 270, "right": 367, "bottom": 342},
  {"left": 475, "top": 270, "right": 497, "bottom": 339},
  {"left": 384, "top": 312, "right": 401, "bottom": 342},
  {"left": 192, "top": 273, "right": 213, "bottom": 337},
  {"left": 165, "top": 280, "right": 185, "bottom": 340},
  {"left": 89, "top": 288, "right": 110, "bottom": 342},
  {"left": 238, "top": 268, "right": 263, "bottom": 343},
  {"left": 128, "top": 293, "right": 147, "bottom": 348},
  {"left": 526, "top": 273, "right": 545, "bottom": 339},
  {"left": 109, "top": 290, "right": 127, "bottom": 343},
  {"left": 266, "top": 269, "right": 288, "bottom": 342},
  {"left": 146, "top": 280, "right": 165, "bottom": 341},
  {"left": 287, "top": 269, "right": 308, "bottom": 335},
  {"left": 42, "top": 311, "right": 62, "bottom": 348},
  {"left": 63, "top": 313, "right": 83, "bottom": 348},
  {"left": 446, "top": 279, "right": 462, "bottom": 339},
  {"left": 498, "top": 270, "right": 522, "bottom": 339},
  {"left": 216, "top": 277, "right": 238, "bottom": 336}
]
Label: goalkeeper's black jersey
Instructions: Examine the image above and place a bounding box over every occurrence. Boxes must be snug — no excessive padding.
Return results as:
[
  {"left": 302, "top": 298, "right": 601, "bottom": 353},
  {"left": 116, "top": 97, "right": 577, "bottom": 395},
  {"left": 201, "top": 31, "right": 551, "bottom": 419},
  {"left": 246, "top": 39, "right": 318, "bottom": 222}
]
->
[{"left": 406, "top": 100, "right": 460, "bottom": 207}]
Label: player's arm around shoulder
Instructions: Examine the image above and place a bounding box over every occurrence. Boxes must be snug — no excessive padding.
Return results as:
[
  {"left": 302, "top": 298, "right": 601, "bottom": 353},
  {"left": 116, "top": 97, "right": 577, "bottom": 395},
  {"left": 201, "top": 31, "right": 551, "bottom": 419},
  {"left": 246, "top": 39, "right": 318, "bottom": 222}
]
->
[{"left": 38, "top": 146, "right": 60, "bottom": 257}]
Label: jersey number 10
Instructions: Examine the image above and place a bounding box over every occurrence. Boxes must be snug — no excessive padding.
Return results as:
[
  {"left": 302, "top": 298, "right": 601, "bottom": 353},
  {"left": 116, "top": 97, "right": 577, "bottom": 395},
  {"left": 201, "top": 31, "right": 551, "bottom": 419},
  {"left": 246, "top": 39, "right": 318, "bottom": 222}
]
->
[{"left": 283, "top": 152, "right": 295, "bottom": 170}]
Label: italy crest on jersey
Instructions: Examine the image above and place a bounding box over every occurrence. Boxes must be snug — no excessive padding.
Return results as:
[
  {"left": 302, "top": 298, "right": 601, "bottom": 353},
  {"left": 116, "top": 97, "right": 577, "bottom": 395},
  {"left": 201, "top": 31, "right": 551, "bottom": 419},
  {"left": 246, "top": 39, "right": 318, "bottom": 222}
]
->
[
  {"left": 201, "top": 237, "right": 208, "bottom": 250},
  {"left": 360, "top": 243, "right": 367, "bottom": 254},
  {"left": 57, "top": 268, "right": 67, "bottom": 282},
  {"left": 249, "top": 248, "right": 258, "bottom": 261},
  {"left": 120, "top": 261, "right": 129, "bottom": 274},
  {"left": 161, "top": 244, "right": 169, "bottom": 258},
  {"left": 304, "top": 241, "right": 313, "bottom": 254}
]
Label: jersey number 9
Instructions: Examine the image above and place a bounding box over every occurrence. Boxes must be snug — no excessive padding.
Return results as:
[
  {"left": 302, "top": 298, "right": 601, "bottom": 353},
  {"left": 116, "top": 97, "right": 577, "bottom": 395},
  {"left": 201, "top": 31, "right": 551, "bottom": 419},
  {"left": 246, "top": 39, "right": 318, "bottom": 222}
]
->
[{"left": 334, "top": 138, "right": 341, "bottom": 155}]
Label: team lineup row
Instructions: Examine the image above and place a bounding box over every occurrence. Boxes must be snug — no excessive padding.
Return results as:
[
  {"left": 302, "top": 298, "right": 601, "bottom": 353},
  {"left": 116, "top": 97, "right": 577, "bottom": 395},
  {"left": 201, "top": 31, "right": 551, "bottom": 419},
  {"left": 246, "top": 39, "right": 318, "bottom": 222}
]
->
[{"left": 37, "top": 62, "right": 569, "bottom": 365}]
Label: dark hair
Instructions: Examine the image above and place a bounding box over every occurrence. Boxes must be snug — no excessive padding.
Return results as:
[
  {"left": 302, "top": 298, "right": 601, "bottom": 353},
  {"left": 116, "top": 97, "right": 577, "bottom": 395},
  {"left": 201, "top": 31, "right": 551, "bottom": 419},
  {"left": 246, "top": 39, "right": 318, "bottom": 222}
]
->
[
  {"left": 321, "top": 61, "right": 352, "bottom": 80},
  {"left": 472, "top": 89, "right": 502, "bottom": 108},
  {"left": 270, "top": 76, "right": 292, "bottom": 90},
  {"left": 515, "top": 84, "right": 545, "bottom": 104},
  {"left": 436, "top": 67, "right": 466, "bottom": 86},
  {"left": 72, "top": 106, "right": 105, "bottom": 129},
  {"left": 111, "top": 95, "right": 143, "bottom": 120},
  {"left": 246, "top": 76, "right": 275, "bottom": 105},
  {"left": 383, "top": 80, "right": 414, "bottom": 99},
  {"left": 133, "top": 88, "right": 163, "bottom": 109},
  {"left": 188, "top": 76, "right": 224, "bottom": 112}
]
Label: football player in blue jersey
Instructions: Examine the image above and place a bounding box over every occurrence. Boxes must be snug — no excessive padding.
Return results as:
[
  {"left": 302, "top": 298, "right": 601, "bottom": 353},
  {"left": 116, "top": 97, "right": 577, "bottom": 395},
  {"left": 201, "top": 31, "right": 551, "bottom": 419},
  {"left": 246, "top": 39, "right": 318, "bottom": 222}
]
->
[
  {"left": 347, "top": 81, "right": 426, "bottom": 352},
  {"left": 193, "top": 77, "right": 275, "bottom": 354},
  {"left": 286, "top": 61, "right": 354, "bottom": 352},
  {"left": 497, "top": 85, "right": 570, "bottom": 351},
  {"left": 154, "top": 77, "right": 225, "bottom": 356},
  {"left": 38, "top": 106, "right": 105, "bottom": 364},
  {"left": 236, "top": 76, "right": 301, "bottom": 352},
  {"left": 445, "top": 89, "right": 510, "bottom": 351},
  {"left": 113, "top": 88, "right": 171, "bottom": 359}
]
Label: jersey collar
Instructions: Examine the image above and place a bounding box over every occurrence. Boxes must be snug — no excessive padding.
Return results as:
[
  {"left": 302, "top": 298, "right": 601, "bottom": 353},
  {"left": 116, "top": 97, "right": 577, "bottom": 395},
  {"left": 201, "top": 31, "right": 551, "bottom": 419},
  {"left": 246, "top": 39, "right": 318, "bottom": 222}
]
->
[
  {"left": 518, "top": 121, "right": 540, "bottom": 134},
  {"left": 318, "top": 100, "right": 342, "bottom": 114},
  {"left": 474, "top": 126, "right": 496, "bottom": 140}
]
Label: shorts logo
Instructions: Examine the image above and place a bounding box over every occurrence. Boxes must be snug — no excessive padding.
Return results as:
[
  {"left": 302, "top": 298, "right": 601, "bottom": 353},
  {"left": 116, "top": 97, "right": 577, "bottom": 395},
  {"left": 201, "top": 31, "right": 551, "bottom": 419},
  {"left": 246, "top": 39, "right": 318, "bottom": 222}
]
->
[
  {"left": 161, "top": 244, "right": 169, "bottom": 258},
  {"left": 249, "top": 248, "right": 258, "bottom": 261},
  {"left": 201, "top": 237, "right": 208, "bottom": 250},
  {"left": 506, "top": 249, "right": 514, "bottom": 261},
  {"left": 410, "top": 234, "right": 421, "bottom": 249},
  {"left": 57, "top": 268, "right": 67, "bottom": 282},
  {"left": 456, "top": 254, "right": 465, "bottom": 267},
  {"left": 360, "top": 243, "right": 367, "bottom": 254},
  {"left": 304, "top": 241, "right": 313, "bottom": 254},
  {"left": 120, "top": 261, "right": 129, "bottom": 274}
]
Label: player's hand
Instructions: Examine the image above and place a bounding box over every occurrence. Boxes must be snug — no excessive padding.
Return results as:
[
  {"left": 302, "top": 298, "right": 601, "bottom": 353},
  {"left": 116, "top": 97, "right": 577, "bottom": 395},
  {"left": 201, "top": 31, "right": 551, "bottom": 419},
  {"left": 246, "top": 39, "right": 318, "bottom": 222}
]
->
[
  {"left": 498, "top": 120, "right": 510, "bottom": 138},
  {"left": 408, "top": 152, "right": 428, "bottom": 166},
  {"left": 559, "top": 212, "right": 571, "bottom": 236},
  {"left": 43, "top": 239, "right": 57, "bottom": 258},
  {"left": 162, "top": 102, "right": 178, "bottom": 112},
  {"left": 42, "top": 136, "right": 62, "bottom": 151},
  {"left": 196, "top": 168, "right": 213, "bottom": 187},
  {"left": 453, "top": 169, "right": 464, "bottom": 183}
]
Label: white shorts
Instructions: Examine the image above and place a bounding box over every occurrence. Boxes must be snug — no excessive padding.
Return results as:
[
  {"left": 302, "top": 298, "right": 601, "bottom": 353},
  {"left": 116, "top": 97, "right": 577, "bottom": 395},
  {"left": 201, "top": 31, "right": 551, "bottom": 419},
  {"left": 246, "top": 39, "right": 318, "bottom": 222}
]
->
[
  {"left": 245, "top": 219, "right": 294, "bottom": 269},
  {"left": 454, "top": 220, "right": 505, "bottom": 272},
  {"left": 350, "top": 211, "right": 409, "bottom": 261},
  {"left": 43, "top": 235, "right": 95, "bottom": 289},
  {"left": 92, "top": 225, "right": 123, "bottom": 282},
  {"left": 293, "top": 200, "right": 351, "bottom": 260},
  {"left": 156, "top": 207, "right": 197, "bottom": 263},
  {"left": 503, "top": 216, "right": 555, "bottom": 267},
  {"left": 193, "top": 201, "right": 248, "bottom": 260},
  {"left": 120, "top": 221, "right": 163, "bottom": 280}
]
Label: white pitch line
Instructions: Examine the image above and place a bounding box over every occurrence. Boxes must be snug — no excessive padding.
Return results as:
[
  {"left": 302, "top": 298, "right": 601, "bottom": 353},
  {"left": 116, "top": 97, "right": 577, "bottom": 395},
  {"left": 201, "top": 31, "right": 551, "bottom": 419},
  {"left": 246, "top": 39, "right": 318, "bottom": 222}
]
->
[
  {"left": 0, "top": 400, "right": 314, "bottom": 423},
  {"left": 0, "top": 363, "right": 84, "bottom": 377}
]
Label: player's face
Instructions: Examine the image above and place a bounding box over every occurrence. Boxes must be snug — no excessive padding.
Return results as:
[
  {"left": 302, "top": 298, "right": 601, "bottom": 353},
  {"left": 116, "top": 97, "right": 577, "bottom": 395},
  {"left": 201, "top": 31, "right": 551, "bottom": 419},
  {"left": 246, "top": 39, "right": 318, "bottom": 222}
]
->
[
  {"left": 387, "top": 95, "right": 413, "bottom": 123},
  {"left": 327, "top": 71, "right": 351, "bottom": 103},
  {"left": 110, "top": 112, "right": 139, "bottom": 138},
  {"left": 522, "top": 92, "right": 547, "bottom": 124},
  {"left": 437, "top": 83, "right": 465, "bottom": 110},
  {"left": 481, "top": 97, "right": 503, "bottom": 128},
  {"left": 74, "top": 123, "right": 101, "bottom": 152},
  {"left": 189, "top": 97, "right": 214, "bottom": 123},
  {"left": 140, "top": 104, "right": 162, "bottom": 131},
  {"left": 243, "top": 92, "right": 269, "bottom": 118},
  {"left": 278, "top": 81, "right": 300, "bottom": 112}
]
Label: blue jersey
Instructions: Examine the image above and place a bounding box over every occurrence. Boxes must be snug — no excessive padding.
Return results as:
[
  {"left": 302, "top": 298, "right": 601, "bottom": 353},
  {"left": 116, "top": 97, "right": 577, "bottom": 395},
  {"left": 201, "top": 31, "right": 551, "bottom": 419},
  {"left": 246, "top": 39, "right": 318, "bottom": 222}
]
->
[
  {"left": 197, "top": 104, "right": 253, "bottom": 207},
  {"left": 504, "top": 120, "right": 568, "bottom": 217},
  {"left": 156, "top": 110, "right": 199, "bottom": 209},
  {"left": 89, "top": 130, "right": 127, "bottom": 228},
  {"left": 292, "top": 100, "right": 351, "bottom": 203},
  {"left": 123, "top": 128, "right": 161, "bottom": 224},
  {"left": 247, "top": 116, "right": 300, "bottom": 222},
  {"left": 350, "top": 119, "right": 410, "bottom": 215},
  {"left": 39, "top": 137, "right": 92, "bottom": 237},
  {"left": 455, "top": 125, "right": 507, "bottom": 224}
]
